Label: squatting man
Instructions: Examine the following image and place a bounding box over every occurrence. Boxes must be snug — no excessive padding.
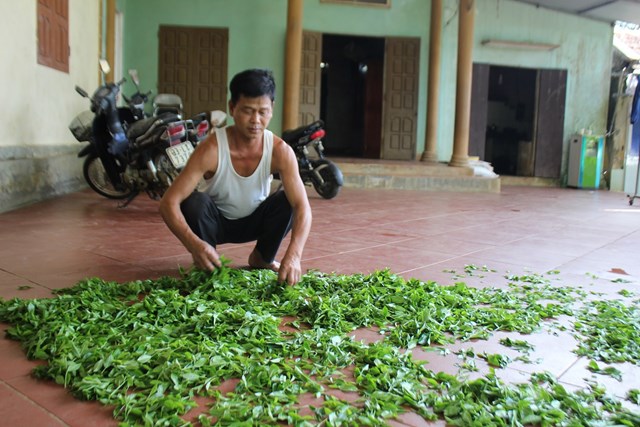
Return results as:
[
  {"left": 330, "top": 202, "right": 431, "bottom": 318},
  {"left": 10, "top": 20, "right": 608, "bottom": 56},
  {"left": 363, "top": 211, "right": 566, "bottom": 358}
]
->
[{"left": 159, "top": 69, "right": 312, "bottom": 285}]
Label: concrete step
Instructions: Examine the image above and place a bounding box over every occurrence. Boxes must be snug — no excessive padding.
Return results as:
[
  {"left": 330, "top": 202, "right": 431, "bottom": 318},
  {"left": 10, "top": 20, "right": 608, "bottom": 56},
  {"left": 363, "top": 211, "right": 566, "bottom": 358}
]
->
[{"left": 332, "top": 158, "right": 501, "bottom": 193}]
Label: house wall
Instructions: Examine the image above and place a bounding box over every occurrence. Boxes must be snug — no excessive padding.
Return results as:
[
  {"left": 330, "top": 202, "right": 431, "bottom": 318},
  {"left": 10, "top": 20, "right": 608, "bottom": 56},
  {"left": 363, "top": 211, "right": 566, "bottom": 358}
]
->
[
  {"left": 474, "top": 0, "right": 613, "bottom": 177},
  {"left": 0, "top": 0, "right": 615, "bottom": 212},
  {"left": 117, "top": 0, "right": 432, "bottom": 139},
  {"left": 119, "top": 0, "right": 612, "bottom": 169},
  {"left": 0, "top": 0, "right": 101, "bottom": 212}
]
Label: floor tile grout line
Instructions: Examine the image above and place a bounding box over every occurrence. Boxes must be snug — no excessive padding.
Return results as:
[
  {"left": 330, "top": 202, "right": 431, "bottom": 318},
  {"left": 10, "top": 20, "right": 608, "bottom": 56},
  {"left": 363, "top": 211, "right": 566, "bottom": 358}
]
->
[
  {"left": 302, "top": 233, "right": 534, "bottom": 269},
  {"left": 396, "top": 251, "right": 488, "bottom": 276},
  {"left": 1, "top": 378, "right": 71, "bottom": 426},
  {"left": 0, "top": 268, "right": 46, "bottom": 289},
  {"left": 551, "top": 231, "right": 630, "bottom": 272},
  {"left": 301, "top": 241, "right": 399, "bottom": 261},
  {"left": 556, "top": 356, "right": 588, "bottom": 387}
]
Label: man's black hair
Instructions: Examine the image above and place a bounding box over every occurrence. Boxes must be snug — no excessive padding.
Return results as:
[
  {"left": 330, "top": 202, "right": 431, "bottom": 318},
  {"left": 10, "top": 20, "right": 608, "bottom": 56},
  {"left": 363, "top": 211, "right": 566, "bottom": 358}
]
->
[{"left": 229, "top": 69, "right": 276, "bottom": 104}]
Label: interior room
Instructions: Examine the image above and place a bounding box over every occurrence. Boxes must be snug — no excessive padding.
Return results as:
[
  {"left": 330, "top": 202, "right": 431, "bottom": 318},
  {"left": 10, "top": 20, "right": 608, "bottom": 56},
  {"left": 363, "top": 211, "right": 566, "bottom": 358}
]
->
[
  {"left": 321, "top": 34, "right": 385, "bottom": 158},
  {"left": 484, "top": 66, "right": 537, "bottom": 176}
]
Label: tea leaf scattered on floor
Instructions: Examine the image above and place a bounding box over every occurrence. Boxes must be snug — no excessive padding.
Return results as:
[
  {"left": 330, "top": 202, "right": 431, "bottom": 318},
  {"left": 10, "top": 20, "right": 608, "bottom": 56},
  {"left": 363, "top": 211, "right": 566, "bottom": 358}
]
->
[{"left": 1, "top": 265, "right": 639, "bottom": 426}]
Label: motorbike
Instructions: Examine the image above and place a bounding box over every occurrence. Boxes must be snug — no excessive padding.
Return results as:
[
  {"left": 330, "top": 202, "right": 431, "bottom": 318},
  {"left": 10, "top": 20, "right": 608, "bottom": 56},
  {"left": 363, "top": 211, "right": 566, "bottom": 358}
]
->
[
  {"left": 281, "top": 120, "right": 343, "bottom": 199},
  {"left": 68, "top": 61, "right": 195, "bottom": 206},
  {"left": 122, "top": 69, "right": 151, "bottom": 121},
  {"left": 152, "top": 93, "right": 222, "bottom": 146},
  {"left": 122, "top": 73, "right": 212, "bottom": 146}
]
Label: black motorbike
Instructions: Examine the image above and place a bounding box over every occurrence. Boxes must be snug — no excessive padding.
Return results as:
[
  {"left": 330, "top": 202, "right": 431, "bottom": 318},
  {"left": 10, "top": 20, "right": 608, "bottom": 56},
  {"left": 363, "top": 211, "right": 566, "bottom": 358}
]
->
[
  {"left": 153, "top": 92, "right": 211, "bottom": 146},
  {"left": 119, "top": 70, "right": 211, "bottom": 149},
  {"left": 281, "top": 120, "right": 343, "bottom": 199},
  {"left": 121, "top": 69, "right": 151, "bottom": 121},
  {"left": 69, "top": 67, "right": 193, "bottom": 206}
]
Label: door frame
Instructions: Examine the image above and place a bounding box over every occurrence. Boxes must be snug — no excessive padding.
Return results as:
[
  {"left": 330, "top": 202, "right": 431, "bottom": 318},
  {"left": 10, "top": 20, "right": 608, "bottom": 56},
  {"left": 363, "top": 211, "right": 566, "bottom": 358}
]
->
[
  {"left": 300, "top": 32, "right": 419, "bottom": 160},
  {"left": 470, "top": 63, "right": 567, "bottom": 178}
]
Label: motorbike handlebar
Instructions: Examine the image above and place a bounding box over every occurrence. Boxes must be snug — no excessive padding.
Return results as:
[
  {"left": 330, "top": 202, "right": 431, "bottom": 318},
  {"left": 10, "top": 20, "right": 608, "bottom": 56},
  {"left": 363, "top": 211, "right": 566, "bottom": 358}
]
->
[
  {"left": 106, "top": 80, "right": 129, "bottom": 155},
  {"left": 75, "top": 86, "right": 89, "bottom": 98},
  {"left": 123, "top": 90, "right": 151, "bottom": 102}
]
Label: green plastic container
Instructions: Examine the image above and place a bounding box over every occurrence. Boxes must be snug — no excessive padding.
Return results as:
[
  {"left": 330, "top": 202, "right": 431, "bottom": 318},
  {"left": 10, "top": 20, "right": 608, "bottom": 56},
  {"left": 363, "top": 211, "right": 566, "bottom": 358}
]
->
[{"left": 567, "top": 134, "right": 604, "bottom": 189}]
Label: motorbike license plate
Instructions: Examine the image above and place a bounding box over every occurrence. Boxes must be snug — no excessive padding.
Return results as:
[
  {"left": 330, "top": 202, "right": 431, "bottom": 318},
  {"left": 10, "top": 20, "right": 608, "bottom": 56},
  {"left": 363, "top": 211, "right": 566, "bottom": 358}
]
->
[{"left": 166, "top": 141, "right": 194, "bottom": 169}]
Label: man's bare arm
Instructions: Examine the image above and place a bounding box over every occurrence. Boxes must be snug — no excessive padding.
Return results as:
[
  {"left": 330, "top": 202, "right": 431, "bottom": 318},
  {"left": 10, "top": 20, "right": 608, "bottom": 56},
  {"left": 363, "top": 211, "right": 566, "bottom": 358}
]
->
[
  {"left": 159, "top": 135, "right": 221, "bottom": 270},
  {"left": 272, "top": 138, "right": 312, "bottom": 285}
]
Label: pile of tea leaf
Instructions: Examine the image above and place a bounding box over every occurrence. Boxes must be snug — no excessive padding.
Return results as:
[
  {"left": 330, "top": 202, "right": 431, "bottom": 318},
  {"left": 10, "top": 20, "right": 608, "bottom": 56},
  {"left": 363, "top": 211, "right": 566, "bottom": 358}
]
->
[{"left": 1, "top": 263, "right": 639, "bottom": 426}]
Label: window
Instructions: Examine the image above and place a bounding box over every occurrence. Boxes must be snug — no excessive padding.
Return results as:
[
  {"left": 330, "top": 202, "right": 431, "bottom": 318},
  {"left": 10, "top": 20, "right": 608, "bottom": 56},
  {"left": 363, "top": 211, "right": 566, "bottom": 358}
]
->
[
  {"left": 320, "top": 0, "right": 390, "bottom": 7},
  {"left": 37, "top": 0, "right": 69, "bottom": 73}
]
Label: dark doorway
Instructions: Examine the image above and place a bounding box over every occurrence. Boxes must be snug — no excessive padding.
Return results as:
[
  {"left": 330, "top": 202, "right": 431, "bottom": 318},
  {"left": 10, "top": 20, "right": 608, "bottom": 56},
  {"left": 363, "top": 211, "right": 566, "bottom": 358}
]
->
[
  {"left": 321, "top": 34, "right": 385, "bottom": 158},
  {"left": 470, "top": 64, "right": 567, "bottom": 178},
  {"left": 485, "top": 66, "right": 537, "bottom": 176}
]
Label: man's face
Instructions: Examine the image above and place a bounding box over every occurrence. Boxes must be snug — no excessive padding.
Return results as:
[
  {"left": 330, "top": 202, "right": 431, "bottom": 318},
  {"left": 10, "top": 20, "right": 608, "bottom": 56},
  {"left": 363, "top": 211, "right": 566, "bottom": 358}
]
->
[{"left": 229, "top": 95, "right": 273, "bottom": 139}]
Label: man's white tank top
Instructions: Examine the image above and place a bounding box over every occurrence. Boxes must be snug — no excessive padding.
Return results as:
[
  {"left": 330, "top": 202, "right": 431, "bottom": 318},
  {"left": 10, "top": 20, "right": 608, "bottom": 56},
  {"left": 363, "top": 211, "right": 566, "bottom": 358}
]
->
[{"left": 201, "top": 126, "right": 273, "bottom": 219}]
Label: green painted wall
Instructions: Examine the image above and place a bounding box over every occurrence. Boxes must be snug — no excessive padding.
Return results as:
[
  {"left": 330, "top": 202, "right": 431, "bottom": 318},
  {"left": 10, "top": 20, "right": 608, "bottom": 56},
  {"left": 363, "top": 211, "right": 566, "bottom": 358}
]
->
[
  {"left": 474, "top": 0, "right": 613, "bottom": 172},
  {"left": 119, "top": 0, "right": 290, "bottom": 130},
  {"left": 119, "top": 0, "right": 613, "bottom": 173},
  {"left": 118, "top": 0, "right": 432, "bottom": 141}
]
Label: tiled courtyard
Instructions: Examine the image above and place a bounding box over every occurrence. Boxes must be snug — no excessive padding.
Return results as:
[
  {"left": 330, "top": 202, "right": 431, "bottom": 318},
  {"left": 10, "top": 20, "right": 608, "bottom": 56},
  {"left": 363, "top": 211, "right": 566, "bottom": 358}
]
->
[{"left": 1, "top": 185, "right": 639, "bottom": 426}]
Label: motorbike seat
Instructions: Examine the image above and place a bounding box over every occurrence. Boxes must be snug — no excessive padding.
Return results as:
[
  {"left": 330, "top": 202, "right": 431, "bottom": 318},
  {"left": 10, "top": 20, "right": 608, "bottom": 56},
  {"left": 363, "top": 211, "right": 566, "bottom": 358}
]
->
[
  {"left": 282, "top": 120, "right": 324, "bottom": 143},
  {"left": 126, "top": 112, "right": 181, "bottom": 140}
]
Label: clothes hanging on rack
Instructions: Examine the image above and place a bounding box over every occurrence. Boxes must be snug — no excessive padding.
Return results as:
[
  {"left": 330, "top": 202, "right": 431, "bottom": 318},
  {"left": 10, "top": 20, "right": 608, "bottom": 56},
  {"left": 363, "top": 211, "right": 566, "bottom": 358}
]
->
[
  {"left": 629, "top": 76, "right": 640, "bottom": 204},
  {"left": 632, "top": 75, "right": 640, "bottom": 124}
]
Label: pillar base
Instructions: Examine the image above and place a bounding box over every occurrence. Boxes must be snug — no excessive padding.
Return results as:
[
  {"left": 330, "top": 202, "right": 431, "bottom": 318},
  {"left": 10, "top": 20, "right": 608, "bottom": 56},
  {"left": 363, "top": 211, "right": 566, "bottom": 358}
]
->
[
  {"left": 420, "top": 150, "right": 439, "bottom": 163},
  {"left": 448, "top": 154, "right": 469, "bottom": 168}
]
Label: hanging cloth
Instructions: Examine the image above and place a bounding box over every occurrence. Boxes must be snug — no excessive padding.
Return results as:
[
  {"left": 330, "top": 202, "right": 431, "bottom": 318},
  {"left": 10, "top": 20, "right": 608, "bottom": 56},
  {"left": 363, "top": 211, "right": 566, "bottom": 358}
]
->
[{"left": 631, "top": 75, "right": 640, "bottom": 124}]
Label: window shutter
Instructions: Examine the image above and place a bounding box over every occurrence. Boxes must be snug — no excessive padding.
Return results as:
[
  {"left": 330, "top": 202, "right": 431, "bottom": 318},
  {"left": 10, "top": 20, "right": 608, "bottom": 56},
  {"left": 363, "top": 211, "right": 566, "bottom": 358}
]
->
[{"left": 37, "top": 0, "right": 69, "bottom": 73}]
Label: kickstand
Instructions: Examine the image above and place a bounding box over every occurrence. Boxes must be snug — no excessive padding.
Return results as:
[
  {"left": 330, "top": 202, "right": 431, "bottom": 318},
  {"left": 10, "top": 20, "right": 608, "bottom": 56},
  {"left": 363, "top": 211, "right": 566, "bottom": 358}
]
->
[{"left": 117, "top": 192, "right": 139, "bottom": 208}]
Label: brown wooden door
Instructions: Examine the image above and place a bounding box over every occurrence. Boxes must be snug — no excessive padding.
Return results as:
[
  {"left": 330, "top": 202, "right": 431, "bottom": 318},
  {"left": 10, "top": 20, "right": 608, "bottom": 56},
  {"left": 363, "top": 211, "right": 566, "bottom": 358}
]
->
[
  {"left": 158, "top": 26, "right": 228, "bottom": 118},
  {"left": 381, "top": 38, "right": 420, "bottom": 160},
  {"left": 534, "top": 69, "right": 567, "bottom": 178},
  {"left": 298, "top": 31, "right": 322, "bottom": 126},
  {"left": 469, "top": 63, "right": 490, "bottom": 159},
  {"left": 363, "top": 57, "right": 384, "bottom": 158}
]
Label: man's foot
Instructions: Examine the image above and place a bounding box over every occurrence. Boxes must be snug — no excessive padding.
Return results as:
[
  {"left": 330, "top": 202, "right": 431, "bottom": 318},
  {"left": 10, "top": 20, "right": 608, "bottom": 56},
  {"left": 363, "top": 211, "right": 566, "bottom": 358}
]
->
[{"left": 248, "top": 249, "right": 280, "bottom": 272}]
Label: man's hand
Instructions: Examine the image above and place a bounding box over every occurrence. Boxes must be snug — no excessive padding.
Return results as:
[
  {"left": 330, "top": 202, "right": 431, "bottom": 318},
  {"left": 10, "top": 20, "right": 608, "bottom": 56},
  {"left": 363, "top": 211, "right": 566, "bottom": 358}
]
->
[
  {"left": 270, "top": 138, "right": 311, "bottom": 287},
  {"left": 189, "top": 240, "right": 222, "bottom": 271},
  {"left": 278, "top": 255, "right": 301, "bottom": 286}
]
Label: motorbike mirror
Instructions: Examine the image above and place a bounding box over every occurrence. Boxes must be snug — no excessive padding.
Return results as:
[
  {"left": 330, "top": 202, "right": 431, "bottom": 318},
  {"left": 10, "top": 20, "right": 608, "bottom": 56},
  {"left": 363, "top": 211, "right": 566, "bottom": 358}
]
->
[
  {"left": 75, "top": 85, "right": 89, "bottom": 98},
  {"left": 99, "top": 59, "right": 111, "bottom": 75},
  {"left": 128, "top": 69, "right": 140, "bottom": 86}
]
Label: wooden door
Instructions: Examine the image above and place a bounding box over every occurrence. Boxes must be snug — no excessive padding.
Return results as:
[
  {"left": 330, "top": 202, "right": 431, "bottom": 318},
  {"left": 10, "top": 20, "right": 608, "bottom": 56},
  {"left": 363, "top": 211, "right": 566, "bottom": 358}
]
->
[
  {"left": 534, "top": 69, "right": 567, "bottom": 178},
  {"left": 158, "top": 26, "right": 228, "bottom": 118},
  {"left": 363, "top": 57, "right": 384, "bottom": 158},
  {"left": 469, "top": 63, "right": 490, "bottom": 159},
  {"left": 298, "top": 31, "right": 322, "bottom": 126},
  {"left": 381, "top": 38, "right": 420, "bottom": 160}
]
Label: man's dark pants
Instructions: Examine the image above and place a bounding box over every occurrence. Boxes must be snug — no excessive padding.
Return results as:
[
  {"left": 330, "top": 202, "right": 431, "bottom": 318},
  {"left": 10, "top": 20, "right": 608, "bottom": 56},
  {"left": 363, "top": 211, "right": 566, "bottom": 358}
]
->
[{"left": 180, "top": 190, "right": 293, "bottom": 263}]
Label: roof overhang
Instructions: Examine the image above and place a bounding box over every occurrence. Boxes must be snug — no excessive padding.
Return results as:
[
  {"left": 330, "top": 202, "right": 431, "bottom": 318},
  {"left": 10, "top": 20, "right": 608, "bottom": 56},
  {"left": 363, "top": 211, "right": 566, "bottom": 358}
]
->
[
  {"left": 511, "top": 0, "right": 640, "bottom": 26},
  {"left": 614, "top": 36, "right": 640, "bottom": 60}
]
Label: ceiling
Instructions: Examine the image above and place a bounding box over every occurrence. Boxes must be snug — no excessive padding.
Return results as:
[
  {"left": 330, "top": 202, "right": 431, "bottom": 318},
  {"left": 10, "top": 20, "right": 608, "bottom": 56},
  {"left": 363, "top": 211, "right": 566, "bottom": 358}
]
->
[{"left": 512, "top": 0, "right": 640, "bottom": 26}]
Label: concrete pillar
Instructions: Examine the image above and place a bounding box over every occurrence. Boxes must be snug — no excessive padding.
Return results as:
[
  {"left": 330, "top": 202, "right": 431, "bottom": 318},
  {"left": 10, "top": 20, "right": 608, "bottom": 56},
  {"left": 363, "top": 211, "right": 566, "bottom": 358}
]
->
[
  {"left": 449, "top": 0, "right": 475, "bottom": 167},
  {"left": 282, "top": 0, "right": 304, "bottom": 131},
  {"left": 420, "top": 0, "right": 442, "bottom": 163}
]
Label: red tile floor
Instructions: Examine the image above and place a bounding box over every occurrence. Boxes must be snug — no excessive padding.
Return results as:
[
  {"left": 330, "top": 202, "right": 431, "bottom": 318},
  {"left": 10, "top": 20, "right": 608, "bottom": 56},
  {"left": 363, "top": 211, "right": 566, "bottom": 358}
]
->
[{"left": 1, "top": 185, "right": 640, "bottom": 426}]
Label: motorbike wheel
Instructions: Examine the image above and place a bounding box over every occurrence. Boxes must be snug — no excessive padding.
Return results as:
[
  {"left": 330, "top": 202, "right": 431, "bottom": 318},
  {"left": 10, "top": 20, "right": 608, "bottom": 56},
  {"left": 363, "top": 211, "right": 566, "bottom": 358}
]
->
[
  {"left": 310, "top": 159, "right": 342, "bottom": 199},
  {"left": 83, "top": 153, "right": 134, "bottom": 199}
]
